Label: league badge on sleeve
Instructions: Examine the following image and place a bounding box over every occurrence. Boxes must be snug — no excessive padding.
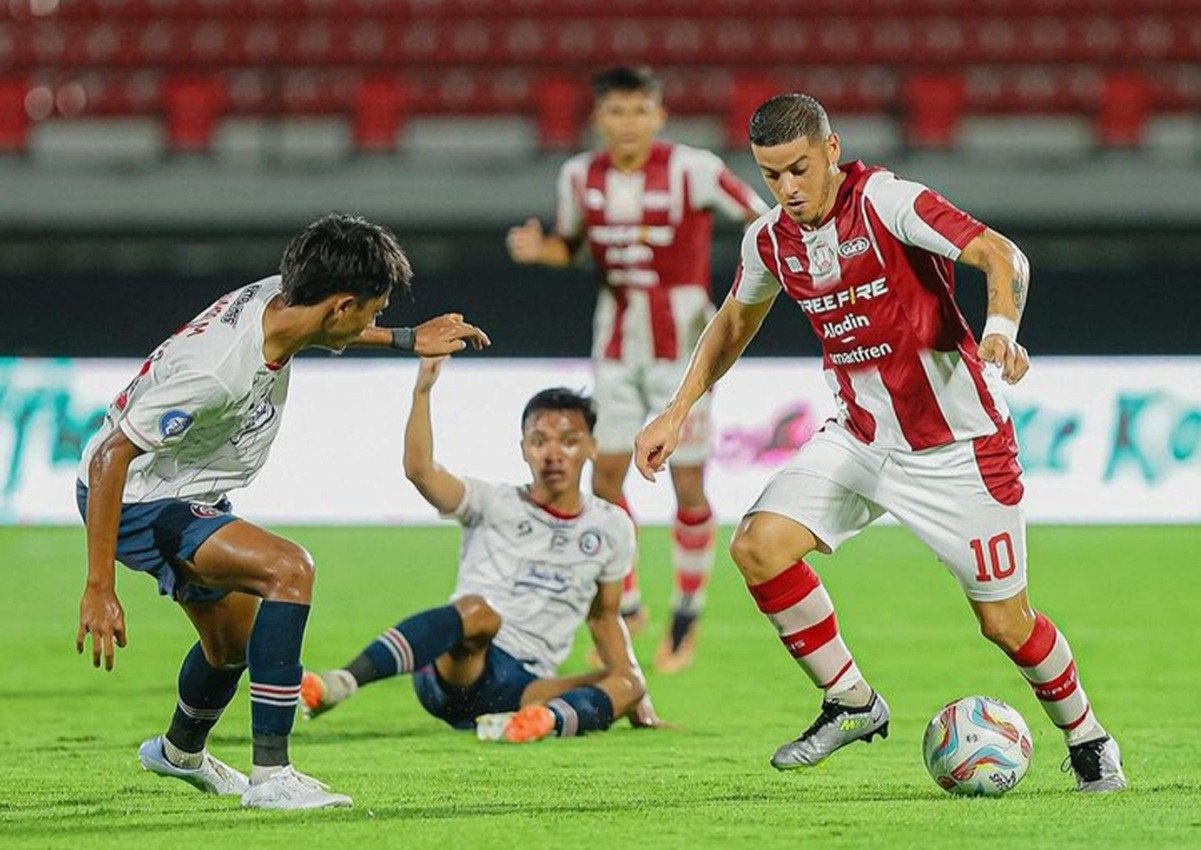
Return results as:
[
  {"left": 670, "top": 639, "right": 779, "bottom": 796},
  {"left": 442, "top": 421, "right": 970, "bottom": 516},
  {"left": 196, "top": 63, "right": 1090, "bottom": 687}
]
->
[
  {"left": 579, "top": 530, "right": 602, "bottom": 556},
  {"left": 159, "top": 409, "right": 194, "bottom": 439}
]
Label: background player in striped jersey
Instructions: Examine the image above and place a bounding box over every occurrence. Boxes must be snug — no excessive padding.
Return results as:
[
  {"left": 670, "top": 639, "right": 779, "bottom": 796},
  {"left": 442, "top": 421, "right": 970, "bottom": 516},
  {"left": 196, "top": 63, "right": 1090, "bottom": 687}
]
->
[
  {"left": 507, "top": 66, "right": 769, "bottom": 673},
  {"left": 301, "top": 357, "right": 660, "bottom": 741},
  {"left": 634, "top": 94, "right": 1125, "bottom": 792},
  {"left": 75, "top": 214, "right": 490, "bottom": 810}
]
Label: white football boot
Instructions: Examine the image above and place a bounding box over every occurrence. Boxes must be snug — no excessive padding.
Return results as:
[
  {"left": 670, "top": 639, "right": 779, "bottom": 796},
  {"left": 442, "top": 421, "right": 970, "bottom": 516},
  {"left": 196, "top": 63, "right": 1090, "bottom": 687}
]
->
[
  {"left": 138, "top": 736, "right": 249, "bottom": 796},
  {"left": 1066, "top": 735, "right": 1128, "bottom": 793},
  {"left": 240, "top": 765, "right": 353, "bottom": 810}
]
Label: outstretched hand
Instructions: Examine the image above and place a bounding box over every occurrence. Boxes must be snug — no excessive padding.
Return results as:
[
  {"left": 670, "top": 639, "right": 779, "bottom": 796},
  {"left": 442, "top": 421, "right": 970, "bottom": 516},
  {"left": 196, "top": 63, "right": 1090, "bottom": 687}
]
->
[
  {"left": 977, "top": 334, "right": 1029, "bottom": 384},
  {"left": 506, "top": 218, "right": 546, "bottom": 264},
  {"left": 76, "top": 585, "right": 127, "bottom": 671},
  {"left": 414, "top": 313, "right": 491, "bottom": 356},
  {"left": 633, "top": 413, "right": 681, "bottom": 483},
  {"left": 414, "top": 355, "right": 448, "bottom": 393}
]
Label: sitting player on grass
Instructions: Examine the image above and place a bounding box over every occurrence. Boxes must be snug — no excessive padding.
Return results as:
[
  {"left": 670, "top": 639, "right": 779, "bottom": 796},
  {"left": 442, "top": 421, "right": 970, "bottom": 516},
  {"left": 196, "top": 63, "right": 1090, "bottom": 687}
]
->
[{"left": 301, "top": 357, "right": 662, "bottom": 741}]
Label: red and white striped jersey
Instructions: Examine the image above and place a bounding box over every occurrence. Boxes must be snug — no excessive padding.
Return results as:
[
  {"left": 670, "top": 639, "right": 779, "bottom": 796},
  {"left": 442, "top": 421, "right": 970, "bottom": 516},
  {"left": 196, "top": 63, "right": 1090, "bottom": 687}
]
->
[
  {"left": 557, "top": 140, "right": 768, "bottom": 362},
  {"left": 733, "top": 160, "right": 1009, "bottom": 451}
]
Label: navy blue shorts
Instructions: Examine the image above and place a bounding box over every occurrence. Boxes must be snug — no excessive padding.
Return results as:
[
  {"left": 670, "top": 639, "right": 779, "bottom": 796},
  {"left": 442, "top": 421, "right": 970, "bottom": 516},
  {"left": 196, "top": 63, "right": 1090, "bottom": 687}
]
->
[
  {"left": 412, "top": 644, "right": 540, "bottom": 730},
  {"left": 75, "top": 480, "right": 238, "bottom": 604}
]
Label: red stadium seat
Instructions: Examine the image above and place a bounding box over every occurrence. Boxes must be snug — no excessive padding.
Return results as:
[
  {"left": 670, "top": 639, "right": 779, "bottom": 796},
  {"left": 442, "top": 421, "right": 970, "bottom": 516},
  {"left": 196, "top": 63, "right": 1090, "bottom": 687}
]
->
[
  {"left": 0, "top": 77, "right": 29, "bottom": 152},
  {"left": 1097, "top": 71, "right": 1152, "bottom": 147},
  {"left": 162, "top": 75, "right": 227, "bottom": 152},
  {"left": 904, "top": 72, "right": 966, "bottom": 149},
  {"left": 726, "top": 76, "right": 778, "bottom": 149},
  {"left": 353, "top": 75, "right": 409, "bottom": 152},
  {"left": 533, "top": 76, "right": 586, "bottom": 151}
]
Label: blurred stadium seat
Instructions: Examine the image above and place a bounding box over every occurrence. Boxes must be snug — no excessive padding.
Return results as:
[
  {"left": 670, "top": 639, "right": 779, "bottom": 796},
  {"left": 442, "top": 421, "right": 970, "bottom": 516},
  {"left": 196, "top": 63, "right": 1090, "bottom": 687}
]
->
[{"left": 0, "top": 0, "right": 1198, "bottom": 156}]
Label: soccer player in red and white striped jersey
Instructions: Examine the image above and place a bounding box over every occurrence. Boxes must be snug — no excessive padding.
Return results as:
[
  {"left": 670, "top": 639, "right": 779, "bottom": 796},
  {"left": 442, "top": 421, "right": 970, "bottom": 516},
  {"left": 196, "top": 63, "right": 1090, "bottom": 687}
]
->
[
  {"left": 634, "top": 94, "right": 1125, "bottom": 792},
  {"left": 509, "top": 67, "right": 769, "bottom": 673}
]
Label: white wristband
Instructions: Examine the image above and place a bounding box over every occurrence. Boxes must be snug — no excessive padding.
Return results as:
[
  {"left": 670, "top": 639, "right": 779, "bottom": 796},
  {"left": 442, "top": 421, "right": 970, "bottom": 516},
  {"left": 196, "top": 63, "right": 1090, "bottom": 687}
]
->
[{"left": 982, "top": 315, "right": 1019, "bottom": 343}]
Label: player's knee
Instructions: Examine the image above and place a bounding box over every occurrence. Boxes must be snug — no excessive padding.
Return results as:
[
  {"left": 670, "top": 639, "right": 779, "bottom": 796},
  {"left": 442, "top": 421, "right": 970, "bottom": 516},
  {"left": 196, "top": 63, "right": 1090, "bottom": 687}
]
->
[
  {"left": 728, "top": 527, "right": 773, "bottom": 581},
  {"left": 454, "top": 594, "right": 502, "bottom": 641},
  {"left": 264, "top": 544, "right": 315, "bottom": 601}
]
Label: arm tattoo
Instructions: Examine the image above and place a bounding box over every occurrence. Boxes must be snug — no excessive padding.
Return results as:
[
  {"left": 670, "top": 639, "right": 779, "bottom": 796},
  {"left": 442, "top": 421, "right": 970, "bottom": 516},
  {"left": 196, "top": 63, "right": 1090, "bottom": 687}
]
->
[{"left": 1010, "top": 251, "right": 1030, "bottom": 316}]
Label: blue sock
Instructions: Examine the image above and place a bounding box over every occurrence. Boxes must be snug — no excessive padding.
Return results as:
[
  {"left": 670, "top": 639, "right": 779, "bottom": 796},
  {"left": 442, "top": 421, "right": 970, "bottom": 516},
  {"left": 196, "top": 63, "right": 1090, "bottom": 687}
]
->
[
  {"left": 346, "top": 605, "right": 464, "bottom": 686},
  {"left": 546, "top": 686, "right": 615, "bottom": 737},
  {"left": 248, "top": 600, "right": 310, "bottom": 767},
  {"left": 166, "top": 642, "right": 244, "bottom": 753}
]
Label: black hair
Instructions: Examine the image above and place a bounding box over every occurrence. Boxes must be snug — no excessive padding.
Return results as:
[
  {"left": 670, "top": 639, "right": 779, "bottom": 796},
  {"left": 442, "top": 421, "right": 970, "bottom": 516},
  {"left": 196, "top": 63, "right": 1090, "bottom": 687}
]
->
[
  {"left": 521, "top": 388, "right": 598, "bottom": 434},
  {"left": 591, "top": 66, "right": 662, "bottom": 101},
  {"left": 279, "top": 212, "right": 413, "bottom": 307},
  {"left": 749, "top": 93, "right": 832, "bottom": 147}
]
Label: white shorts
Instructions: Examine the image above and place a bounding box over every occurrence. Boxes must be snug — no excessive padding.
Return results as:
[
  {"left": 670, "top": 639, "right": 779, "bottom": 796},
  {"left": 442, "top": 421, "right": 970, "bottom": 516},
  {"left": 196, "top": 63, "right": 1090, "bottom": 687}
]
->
[
  {"left": 593, "top": 358, "right": 712, "bottom": 466},
  {"left": 748, "top": 421, "right": 1028, "bottom": 602}
]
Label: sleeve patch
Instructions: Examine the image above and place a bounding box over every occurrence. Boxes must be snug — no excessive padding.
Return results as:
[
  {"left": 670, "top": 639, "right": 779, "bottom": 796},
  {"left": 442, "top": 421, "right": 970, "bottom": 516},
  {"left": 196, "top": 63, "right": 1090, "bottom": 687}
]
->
[{"left": 158, "top": 409, "right": 194, "bottom": 438}]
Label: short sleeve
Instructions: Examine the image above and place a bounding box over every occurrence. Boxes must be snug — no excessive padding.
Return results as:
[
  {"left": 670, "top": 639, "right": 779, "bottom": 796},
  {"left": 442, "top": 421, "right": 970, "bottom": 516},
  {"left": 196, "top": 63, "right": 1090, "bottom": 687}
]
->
[
  {"left": 554, "top": 155, "right": 588, "bottom": 245},
  {"left": 119, "top": 370, "right": 232, "bottom": 452},
  {"left": 447, "top": 477, "right": 508, "bottom": 527},
  {"left": 862, "top": 171, "right": 987, "bottom": 260},
  {"left": 730, "top": 216, "right": 783, "bottom": 305},
  {"left": 686, "top": 149, "right": 771, "bottom": 221},
  {"left": 598, "top": 509, "right": 636, "bottom": 585}
]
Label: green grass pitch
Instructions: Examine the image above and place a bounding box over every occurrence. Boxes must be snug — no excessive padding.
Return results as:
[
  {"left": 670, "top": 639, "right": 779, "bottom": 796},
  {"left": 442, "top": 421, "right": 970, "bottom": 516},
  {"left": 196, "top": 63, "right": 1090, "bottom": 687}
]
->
[{"left": 2, "top": 524, "right": 1199, "bottom": 848}]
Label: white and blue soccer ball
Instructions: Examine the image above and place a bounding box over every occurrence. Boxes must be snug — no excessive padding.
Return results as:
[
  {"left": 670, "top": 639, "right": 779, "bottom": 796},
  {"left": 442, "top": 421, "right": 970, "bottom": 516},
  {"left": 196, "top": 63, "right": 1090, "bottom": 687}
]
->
[{"left": 922, "top": 695, "right": 1033, "bottom": 797}]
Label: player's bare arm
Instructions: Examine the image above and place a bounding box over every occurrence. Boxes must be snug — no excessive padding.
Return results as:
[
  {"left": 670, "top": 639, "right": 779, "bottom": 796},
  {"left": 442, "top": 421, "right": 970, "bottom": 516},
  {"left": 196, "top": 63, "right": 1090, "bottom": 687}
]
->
[
  {"left": 959, "top": 228, "right": 1031, "bottom": 385},
  {"left": 79, "top": 429, "right": 143, "bottom": 670},
  {"left": 505, "top": 218, "right": 576, "bottom": 267},
  {"left": 586, "top": 580, "right": 663, "bottom": 728},
  {"left": 403, "top": 356, "right": 467, "bottom": 514},
  {"left": 353, "top": 313, "right": 492, "bottom": 355},
  {"left": 634, "top": 293, "right": 776, "bottom": 481}
]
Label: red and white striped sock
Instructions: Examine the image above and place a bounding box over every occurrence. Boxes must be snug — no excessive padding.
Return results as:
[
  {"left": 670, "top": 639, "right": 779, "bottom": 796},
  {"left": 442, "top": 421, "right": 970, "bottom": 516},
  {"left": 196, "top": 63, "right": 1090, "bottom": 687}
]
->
[
  {"left": 671, "top": 506, "right": 716, "bottom": 616},
  {"left": 1007, "top": 612, "right": 1106, "bottom": 745},
  {"left": 613, "top": 497, "right": 642, "bottom": 615},
  {"left": 747, "top": 560, "right": 865, "bottom": 698}
]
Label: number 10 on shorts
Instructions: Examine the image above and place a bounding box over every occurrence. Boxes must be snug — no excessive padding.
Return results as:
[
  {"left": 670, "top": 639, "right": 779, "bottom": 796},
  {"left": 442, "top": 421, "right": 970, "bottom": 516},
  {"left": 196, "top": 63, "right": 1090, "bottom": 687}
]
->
[{"left": 970, "top": 532, "right": 1017, "bottom": 582}]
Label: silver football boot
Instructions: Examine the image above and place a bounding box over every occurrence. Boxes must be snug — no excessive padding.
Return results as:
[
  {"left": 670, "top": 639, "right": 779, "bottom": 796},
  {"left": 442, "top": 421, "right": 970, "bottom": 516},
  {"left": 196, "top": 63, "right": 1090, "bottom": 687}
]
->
[
  {"left": 771, "top": 692, "right": 890, "bottom": 770},
  {"left": 1065, "top": 735, "right": 1127, "bottom": 793}
]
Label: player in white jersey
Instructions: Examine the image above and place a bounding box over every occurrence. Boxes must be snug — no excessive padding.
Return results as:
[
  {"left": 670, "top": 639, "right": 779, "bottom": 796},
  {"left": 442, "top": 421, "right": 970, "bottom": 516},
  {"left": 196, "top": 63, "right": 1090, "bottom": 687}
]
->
[
  {"left": 301, "top": 357, "right": 661, "bottom": 742},
  {"left": 634, "top": 95, "right": 1125, "bottom": 792},
  {"left": 75, "top": 214, "right": 491, "bottom": 810},
  {"left": 508, "top": 66, "right": 769, "bottom": 673}
]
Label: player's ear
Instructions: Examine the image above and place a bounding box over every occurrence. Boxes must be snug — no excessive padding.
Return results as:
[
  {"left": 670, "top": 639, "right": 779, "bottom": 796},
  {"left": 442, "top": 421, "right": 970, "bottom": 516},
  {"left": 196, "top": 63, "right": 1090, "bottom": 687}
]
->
[{"left": 826, "top": 132, "right": 841, "bottom": 167}]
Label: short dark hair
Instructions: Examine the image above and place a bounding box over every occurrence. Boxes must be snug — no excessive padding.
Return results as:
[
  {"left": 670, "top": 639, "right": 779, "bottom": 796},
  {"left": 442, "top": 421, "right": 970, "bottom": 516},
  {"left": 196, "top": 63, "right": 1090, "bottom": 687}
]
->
[
  {"left": 749, "top": 93, "right": 832, "bottom": 147},
  {"left": 279, "top": 213, "right": 413, "bottom": 307},
  {"left": 521, "top": 388, "right": 598, "bottom": 434},
  {"left": 591, "top": 66, "right": 662, "bottom": 101}
]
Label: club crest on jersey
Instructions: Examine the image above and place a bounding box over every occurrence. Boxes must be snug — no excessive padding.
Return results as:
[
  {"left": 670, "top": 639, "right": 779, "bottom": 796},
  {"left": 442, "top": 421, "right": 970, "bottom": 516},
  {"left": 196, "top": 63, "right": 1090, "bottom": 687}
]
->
[
  {"left": 838, "top": 237, "right": 871, "bottom": 258},
  {"left": 579, "top": 530, "right": 602, "bottom": 556},
  {"left": 190, "top": 503, "right": 225, "bottom": 519},
  {"left": 158, "top": 409, "right": 194, "bottom": 438},
  {"left": 811, "top": 244, "right": 836, "bottom": 275}
]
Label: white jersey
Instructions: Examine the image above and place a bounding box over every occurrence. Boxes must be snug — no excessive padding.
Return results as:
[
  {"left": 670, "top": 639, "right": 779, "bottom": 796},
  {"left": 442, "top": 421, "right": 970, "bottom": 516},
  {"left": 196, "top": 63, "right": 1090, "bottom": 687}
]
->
[
  {"left": 79, "top": 278, "right": 291, "bottom": 505},
  {"left": 448, "top": 478, "right": 636, "bottom": 678}
]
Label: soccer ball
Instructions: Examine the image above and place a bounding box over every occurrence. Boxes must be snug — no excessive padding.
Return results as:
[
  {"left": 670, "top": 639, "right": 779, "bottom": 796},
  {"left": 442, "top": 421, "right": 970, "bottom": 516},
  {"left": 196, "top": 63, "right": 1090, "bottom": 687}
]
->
[{"left": 922, "top": 696, "right": 1033, "bottom": 797}]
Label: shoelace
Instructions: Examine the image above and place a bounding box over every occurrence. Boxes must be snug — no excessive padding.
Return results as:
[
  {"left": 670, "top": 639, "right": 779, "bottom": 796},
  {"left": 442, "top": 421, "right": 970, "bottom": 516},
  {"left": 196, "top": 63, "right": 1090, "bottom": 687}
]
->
[
  {"left": 1061, "top": 739, "right": 1105, "bottom": 780},
  {"left": 795, "top": 701, "right": 847, "bottom": 742}
]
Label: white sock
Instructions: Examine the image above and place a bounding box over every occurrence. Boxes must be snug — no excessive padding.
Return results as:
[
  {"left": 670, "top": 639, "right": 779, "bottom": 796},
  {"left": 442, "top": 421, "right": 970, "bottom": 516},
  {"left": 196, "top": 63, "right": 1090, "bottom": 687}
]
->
[
  {"left": 827, "top": 680, "right": 873, "bottom": 709},
  {"left": 162, "top": 736, "right": 204, "bottom": 770},
  {"left": 251, "top": 764, "right": 288, "bottom": 784}
]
